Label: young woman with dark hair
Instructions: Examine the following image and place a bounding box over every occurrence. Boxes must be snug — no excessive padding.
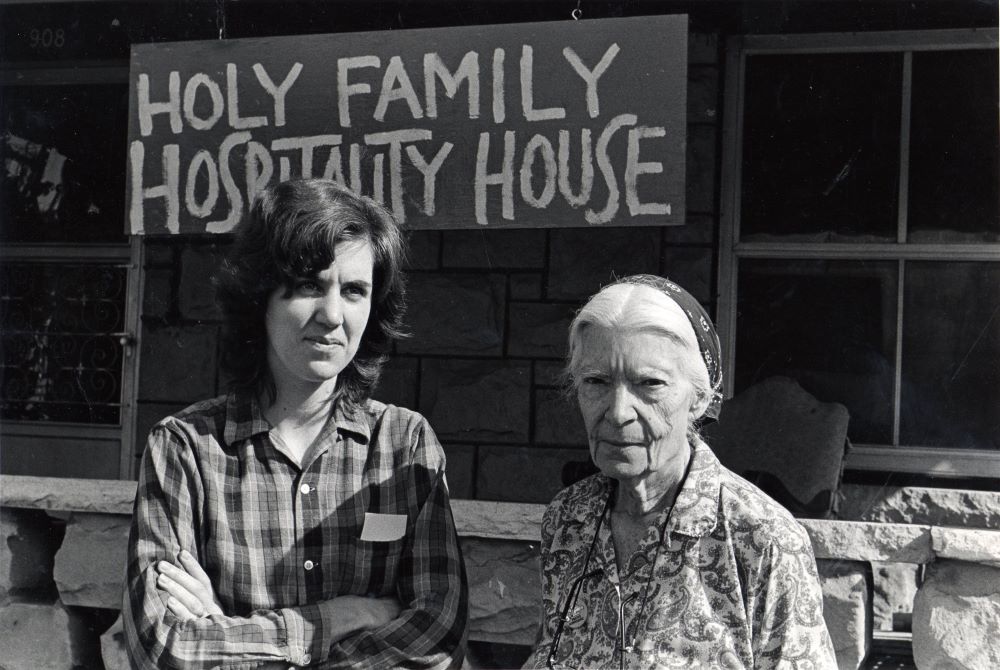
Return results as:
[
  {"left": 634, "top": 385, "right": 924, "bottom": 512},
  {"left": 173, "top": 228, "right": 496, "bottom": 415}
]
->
[
  {"left": 214, "top": 179, "right": 408, "bottom": 407},
  {"left": 123, "top": 179, "right": 468, "bottom": 670}
]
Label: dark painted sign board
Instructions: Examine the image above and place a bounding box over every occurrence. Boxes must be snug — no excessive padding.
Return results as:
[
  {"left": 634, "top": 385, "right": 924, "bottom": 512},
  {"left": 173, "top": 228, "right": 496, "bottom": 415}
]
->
[{"left": 126, "top": 15, "right": 687, "bottom": 234}]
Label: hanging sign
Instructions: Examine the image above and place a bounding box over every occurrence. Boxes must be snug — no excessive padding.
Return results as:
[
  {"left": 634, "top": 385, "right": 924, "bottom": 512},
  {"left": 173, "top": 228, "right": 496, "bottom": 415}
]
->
[{"left": 126, "top": 15, "right": 687, "bottom": 234}]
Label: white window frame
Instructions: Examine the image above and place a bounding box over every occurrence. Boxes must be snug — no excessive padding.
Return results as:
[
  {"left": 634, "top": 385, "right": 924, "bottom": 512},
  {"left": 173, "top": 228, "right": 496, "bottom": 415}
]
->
[{"left": 718, "top": 28, "right": 1000, "bottom": 479}]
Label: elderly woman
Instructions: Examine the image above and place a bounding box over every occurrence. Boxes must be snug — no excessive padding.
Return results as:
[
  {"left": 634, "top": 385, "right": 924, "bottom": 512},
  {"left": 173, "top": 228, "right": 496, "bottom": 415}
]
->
[
  {"left": 123, "top": 179, "right": 467, "bottom": 669},
  {"left": 525, "top": 275, "right": 836, "bottom": 669}
]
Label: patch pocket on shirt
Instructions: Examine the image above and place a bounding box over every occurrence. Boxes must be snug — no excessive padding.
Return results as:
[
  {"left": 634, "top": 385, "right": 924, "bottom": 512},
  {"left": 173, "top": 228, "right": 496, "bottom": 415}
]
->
[{"left": 352, "top": 536, "right": 407, "bottom": 591}]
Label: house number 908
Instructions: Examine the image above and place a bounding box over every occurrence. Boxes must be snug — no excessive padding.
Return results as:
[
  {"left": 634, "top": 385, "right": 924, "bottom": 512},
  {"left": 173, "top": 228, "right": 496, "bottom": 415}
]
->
[{"left": 29, "top": 28, "right": 66, "bottom": 49}]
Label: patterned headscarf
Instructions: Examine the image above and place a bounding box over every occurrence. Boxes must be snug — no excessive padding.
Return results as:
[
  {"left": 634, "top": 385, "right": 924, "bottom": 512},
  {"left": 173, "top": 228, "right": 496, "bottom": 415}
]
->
[{"left": 608, "top": 274, "right": 723, "bottom": 420}]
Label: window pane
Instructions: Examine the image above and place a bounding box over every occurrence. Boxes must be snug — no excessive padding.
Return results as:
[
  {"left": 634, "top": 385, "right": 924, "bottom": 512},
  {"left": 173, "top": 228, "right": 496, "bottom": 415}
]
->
[
  {"left": 735, "top": 259, "right": 897, "bottom": 444},
  {"left": 900, "top": 262, "right": 1000, "bottom": 449},
  {"left": 1, "top": 84, "right": 128, "bottom": 243},
  {"left": 908, "top": 50, "right": 1000, "bottom": 243},
  {"left": 741, "top": 53, "right": 902, "bottom": 242},
  {"left": 1, "top": 262, "right": 127, "bottom": 423}
]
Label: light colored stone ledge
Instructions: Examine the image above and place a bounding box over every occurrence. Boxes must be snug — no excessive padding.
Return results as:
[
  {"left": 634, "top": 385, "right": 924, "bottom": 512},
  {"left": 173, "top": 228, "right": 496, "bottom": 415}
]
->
[
  {"left": 451, "top": 500, "right": 544, "bottom": 542},
  {"left": 800, "top": 519, "right": 934, "bottom": 563},
  {"left": 838, "top": 484, "right": 1000, "bottom": 529},
  {"left": 5, "top": 475, "right": 1000, "bottom": 566},
  {"left": 1, "top": 476, "right": 136, "bottom": 515},
  {"left": 931, "top": 526, "right": 1000, "bottom": 567}
]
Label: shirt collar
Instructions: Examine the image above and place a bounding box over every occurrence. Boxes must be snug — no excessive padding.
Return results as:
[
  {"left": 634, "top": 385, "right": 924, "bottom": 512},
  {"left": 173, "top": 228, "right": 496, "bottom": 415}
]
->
[
  {"left": 666, "top": 439, "right": 721, "bottom": 538},
  {"left": 222, "top": 391, "right": 372, "bottom": 446},
  {"left": 590, "top": 438, "right": 721, "bottom": 556},
  {"left": 332, "top": 399, "right": 371, "bottom": 443},
  {"left": 223, "top": 390, "right": 272, "bottom": 445}
]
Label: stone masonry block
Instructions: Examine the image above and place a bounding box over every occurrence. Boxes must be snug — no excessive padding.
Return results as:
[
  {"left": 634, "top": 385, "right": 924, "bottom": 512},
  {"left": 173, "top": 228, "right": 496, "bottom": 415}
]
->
[
  {"left": 54, "top": 513, "right": 131, "bottom": 609},
  {"left": 461, "top": 538, "right": 541, "bottom": 646},
  {"left": 933, "top": 527, "right": 1000, "bottom": 567},
  {"left": 143, "top": 240, "right": 175, "bottom": 267},
  {"left": 372, "top": 356, "right": 419, "bottom": 410},
  {"left": 687, "top": 124, "right": 717, "bottom": 214},
  {"left": 689, "top": 32, "right": 719, "bottom": 66},
  {"left": 405, "top": 230, "right": 441, "bottom": 270},
  {"left": 141, "top": 268, "right": 173, "bottom": 321},
  {"left": 178, "top": 245, "right": 223, "bottom": 322},
  {"left": 507, "top": 303, "right": 575, "bottom": 358},
  {"left": 509, "top": 273, "right": 543, "bottom": 300},
  {"left": 662, "top": 245, "right": 714, "bottom": 303},
  {"left": 477, "top": 446, "right": 587, "bottom": 504},
  {"left": 913, "top": 560, "right": 1000, "bottom": 670},
  {"left": 663, "top": 213, "right": 717, "bottom": 245},
  {"left": 138, "top": 324, "right": 218, "bottom": 403},
  {"left": 535, "top": 361, "right": 567, "bottom": 388},
  {"left": 803, "top": 520, "right": 932, "bottom": 564},
  {"left": 398, "top": 273, "right": 505, "bottom": 355},
  {"left": 0, "top": 600, "right": 74, "bottom": 669},
  {"left": 101, "top": 614, "right": 128, "bottom": 670},
  {"left": 533, "top": 389, "right": 587, "bottom": 446},
  {"left": 688, "top": 65, "right": 719, "bottom": 124},
  {"left": 442, "top": 229, "right": 546, "bottom": 269},
  {"left": 817, "top": 559, "right": 872, "bottom": 670},
  {"left": 451, "top": 500, "right": 543, "bottom": 541},
  {"left": 441, "top": 444, "right": 476, "bottom": 501},
  {"left": 838, "top": 484, "right": 1000, "bottom": 530},
  {"left": 1, "top": 508, "right": 61, "bottom": 599},
  {"left": 872, "top": 561, "right": 920, "bottom": 632},
  {"left": 548, "top": 228, "right": 660, "bottom": 300},
  {"left": 1, "top": 477, "right": 136, "bottom": 516},
  {"left": 421, "top": 359, "right": 530, "bottom": 443}
]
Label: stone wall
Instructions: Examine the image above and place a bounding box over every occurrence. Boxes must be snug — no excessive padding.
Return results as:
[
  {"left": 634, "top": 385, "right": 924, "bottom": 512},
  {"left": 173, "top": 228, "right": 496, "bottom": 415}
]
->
[
  {"left": 133, "top": 33, "right": 721, "bottom": 497},
  {"left": 839, "top": 484, "right": 1000, "bottom": 530},
  {"left": 5, "top": 476, "right": 1000, "bottom": 670},
  {"left": 838, "top": 484, "right": 1000, "bottom": 634}
]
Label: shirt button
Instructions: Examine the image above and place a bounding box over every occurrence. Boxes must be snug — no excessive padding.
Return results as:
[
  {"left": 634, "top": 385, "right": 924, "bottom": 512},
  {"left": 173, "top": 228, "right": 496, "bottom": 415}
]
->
[
  {"left": 301, "top": 653, "right": 312, "bottom": 664},
  {"left": 304, "top": 560, "right": 314, "bottom": 571},
  {"left": 299, "top": 483, "right": 311, "bottom": 494}
]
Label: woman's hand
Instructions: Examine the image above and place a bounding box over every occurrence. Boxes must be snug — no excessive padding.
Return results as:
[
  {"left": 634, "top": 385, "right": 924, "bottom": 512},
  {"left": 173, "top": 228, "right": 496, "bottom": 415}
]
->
[
  {"left": 156, "top": 550, "right": 224, "bottom": 621},
  {"left": 156, "top": 550, "right": 402, "bottom": 637}
]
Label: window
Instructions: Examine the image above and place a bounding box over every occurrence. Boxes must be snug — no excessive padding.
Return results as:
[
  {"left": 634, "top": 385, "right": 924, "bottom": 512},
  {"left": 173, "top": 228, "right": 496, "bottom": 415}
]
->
[
  {"left": 1, "top": 67, "right": 140, "bottom": 479},
  {"left": 2, "top": 260, "right": 129, "bottom": 424},
  {"left": 719, "top": 29, "right": 1000, "bottom": 478}
]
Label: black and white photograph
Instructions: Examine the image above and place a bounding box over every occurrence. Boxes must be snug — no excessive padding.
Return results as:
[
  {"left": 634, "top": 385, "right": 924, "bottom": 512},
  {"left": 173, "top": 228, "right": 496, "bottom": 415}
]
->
[{"left": 1, "top": 1, "right": 997, "bottom": 668}]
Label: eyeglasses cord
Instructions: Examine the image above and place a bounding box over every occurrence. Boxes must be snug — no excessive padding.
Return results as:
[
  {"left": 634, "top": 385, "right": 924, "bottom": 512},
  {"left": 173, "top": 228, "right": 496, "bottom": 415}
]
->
[{"left": 549, "top": 458, "right": 690, "bottom": 670}]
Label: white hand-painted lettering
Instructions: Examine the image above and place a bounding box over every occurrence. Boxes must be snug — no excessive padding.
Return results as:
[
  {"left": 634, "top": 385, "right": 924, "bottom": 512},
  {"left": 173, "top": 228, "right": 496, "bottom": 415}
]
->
[
  {"left": 130, "top": 31, "right": 680, "bottom": 233},
  {"left": 227, "top": 63, "right": 268, "bottom": 130},
  {"left": 562, "top": 44, "right": 620, "bottom": 118},
  {"left": 520, "top": 45, "right": 566, "bottom": 122},
  {"left": 424, "top": 52, "right": 480, "bottom": 120},
  {"left": 338, "top": 55, "right": 380, "bottom": 128},
  {"left": 253, "top": 62, "right": 303, "bottom": 127}
]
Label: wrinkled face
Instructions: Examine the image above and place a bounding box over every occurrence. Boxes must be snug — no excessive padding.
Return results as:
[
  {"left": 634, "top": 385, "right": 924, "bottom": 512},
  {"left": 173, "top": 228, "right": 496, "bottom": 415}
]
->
[
  {"left": 265, "top": 239, "right": 374, "bottom": 395},
  {"left": 575, "top": 325, "right": 701, "bottom": 482}
]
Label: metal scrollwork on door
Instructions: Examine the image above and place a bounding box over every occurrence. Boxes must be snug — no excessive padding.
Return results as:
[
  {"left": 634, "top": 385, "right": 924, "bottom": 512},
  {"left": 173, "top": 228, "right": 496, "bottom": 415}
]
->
[{"left": 1, "top": 261, "right": 128, "bottom": 424}]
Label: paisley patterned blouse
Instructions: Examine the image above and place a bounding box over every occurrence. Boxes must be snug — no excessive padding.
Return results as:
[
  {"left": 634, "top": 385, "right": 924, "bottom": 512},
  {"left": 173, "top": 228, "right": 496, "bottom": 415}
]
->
[{"left": 524, "top": 440, "right": 837, "bottom": 669}]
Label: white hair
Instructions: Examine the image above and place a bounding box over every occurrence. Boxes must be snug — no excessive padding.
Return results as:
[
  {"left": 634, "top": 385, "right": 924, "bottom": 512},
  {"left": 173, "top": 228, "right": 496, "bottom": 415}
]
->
[{"left": 565, "top": 283, "right": 713, "bottom": 429}]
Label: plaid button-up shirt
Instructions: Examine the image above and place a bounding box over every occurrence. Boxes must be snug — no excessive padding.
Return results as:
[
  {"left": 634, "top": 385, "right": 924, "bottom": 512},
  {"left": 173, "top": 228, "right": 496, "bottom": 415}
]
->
[{"left": 123, "top": 392, "right": 468, "bottom": 669}]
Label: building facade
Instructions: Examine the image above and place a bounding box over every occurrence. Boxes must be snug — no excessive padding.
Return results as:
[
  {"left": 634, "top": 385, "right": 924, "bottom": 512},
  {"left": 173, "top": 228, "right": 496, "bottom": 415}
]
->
[{"left": 1, "top": 1, "right": 998, "bottom": 666}]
